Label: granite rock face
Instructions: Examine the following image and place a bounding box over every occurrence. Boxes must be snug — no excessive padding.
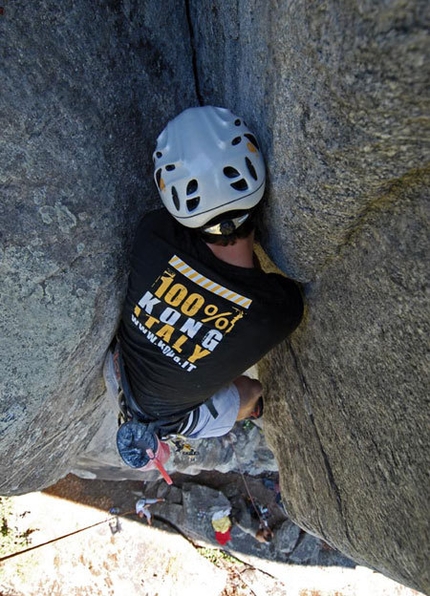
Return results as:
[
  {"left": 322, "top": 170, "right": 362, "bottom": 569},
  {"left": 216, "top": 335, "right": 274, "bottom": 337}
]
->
[
  {"left": 188, "top": 1, "right": 429, "bottom": 591},
  {"left": 259, "top": 173, "right": 429, "bottom": 592},
  {"left": 188, "top": 0, "right": 429, "bottom": 279},
  {"left": 0, "top": 0, "right": 196, "bottom": 493},
  {"left": 1, "top": 1, "right": 429, "bottom": 594}
]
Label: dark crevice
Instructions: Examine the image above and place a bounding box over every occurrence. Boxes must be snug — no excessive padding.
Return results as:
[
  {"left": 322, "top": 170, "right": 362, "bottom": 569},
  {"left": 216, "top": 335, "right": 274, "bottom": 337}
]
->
[{"left": 184, "top": 0, "right": 204, "bottom": 105}]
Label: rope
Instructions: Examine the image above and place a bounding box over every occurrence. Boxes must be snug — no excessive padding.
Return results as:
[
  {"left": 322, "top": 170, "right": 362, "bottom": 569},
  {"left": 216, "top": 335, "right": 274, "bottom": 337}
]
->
[
  {"left": 228, "top": 437, "right": 266, "bottom": 526},
  {"left": 0, "top": 512, "right": 132, "bottom": 563}
]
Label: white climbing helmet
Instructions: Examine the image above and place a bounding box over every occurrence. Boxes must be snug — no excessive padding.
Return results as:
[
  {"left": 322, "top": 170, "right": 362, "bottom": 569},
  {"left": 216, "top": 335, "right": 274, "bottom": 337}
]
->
[{"left": 153, "top": 106, "right": 266, "bottom": 229}]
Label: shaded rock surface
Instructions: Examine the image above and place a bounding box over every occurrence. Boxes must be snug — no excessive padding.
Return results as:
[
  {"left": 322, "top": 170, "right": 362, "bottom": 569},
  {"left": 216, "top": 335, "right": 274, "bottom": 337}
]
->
[
  {"left": 1, "top": 1, "right": 429, "bottom": 594},
  {"left": 0, "top": 0, "right": 196, "bottom": 493},
  {"left": 146, "top": 473, "right": 355, "bottom": 570}
]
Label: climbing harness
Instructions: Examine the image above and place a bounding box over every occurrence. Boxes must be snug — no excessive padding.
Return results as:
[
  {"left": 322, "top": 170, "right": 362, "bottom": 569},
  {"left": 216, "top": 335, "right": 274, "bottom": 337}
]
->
[
  {"left": 169, "top": 436, "right": 199, "bottom": 457},
  {"left": 110, "top": 339, "right": 229, "bottom": 483},
  {"left": 111, "top": 339, "right": 193, "bottom": 485}
]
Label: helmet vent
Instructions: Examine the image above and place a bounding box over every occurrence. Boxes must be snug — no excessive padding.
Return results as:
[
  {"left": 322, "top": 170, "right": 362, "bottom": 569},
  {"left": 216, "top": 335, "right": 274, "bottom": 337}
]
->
[
  {"left": 231, "top": 136, "right": 241, "bottom": 146},
  {"left": 155, "top": 168, "right": 162, "bottom": 188},
  {"left": 186, "top": 197, "right": 200, "bottom": 212},
  {"left": 187, "top": 179, "right": 198, "bottom": 195},
  {"left": 223, "top": 166, "right": 240, "bottom": 179},
  {"left": 156, "top": 151, "right": 163, "bottom": 158},
  {"left": 171, "top": 186, "right": 180, "bottom": 211},
  {"left": 244, "top": 133, "right": 259, "bottom": 151},
  {"left": 245, "top": 157, "right": 258, "bottom": 181},
  {"left": 166, "top": 164, "right": 176, "bottom": 171},
  {"left": 231, "top": 179, "right": 248, "bottom": 191},
  {"left": 234, "top": 119, "right": 241, "bottom": 126}
]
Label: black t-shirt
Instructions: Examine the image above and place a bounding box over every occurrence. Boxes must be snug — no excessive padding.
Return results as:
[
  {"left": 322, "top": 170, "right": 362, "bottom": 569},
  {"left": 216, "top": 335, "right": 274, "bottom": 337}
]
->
[{"left": 119, "top": 208, "right": 303, "bottom": 419}]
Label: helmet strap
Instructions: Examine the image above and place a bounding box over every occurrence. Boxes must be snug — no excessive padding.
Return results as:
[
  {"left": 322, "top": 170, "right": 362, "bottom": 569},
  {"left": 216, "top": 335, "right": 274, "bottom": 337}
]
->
[{"left": 203, "top": 213, "right": 250, "bottom": 236}]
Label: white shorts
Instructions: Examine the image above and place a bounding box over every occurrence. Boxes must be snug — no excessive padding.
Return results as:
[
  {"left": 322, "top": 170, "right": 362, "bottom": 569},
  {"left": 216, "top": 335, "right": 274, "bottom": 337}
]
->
[
  {"left": 179, "top": 384, "right": 240, "bottom": 440},
  {"left": 103, "top": 350, "right": 240, "bottom": 440}
]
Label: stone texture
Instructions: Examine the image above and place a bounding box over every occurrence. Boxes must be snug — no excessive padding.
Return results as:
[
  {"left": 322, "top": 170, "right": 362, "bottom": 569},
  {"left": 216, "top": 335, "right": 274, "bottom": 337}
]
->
[
  {"left": 0, "top": 0, "right": 196, "bottom": 493},
  {"left": 273, "top": 520, "right": 301, "bottom": 556},
  {"left": 187, "top": 1, "right": 429, "bottom": 592},
  {"left": 188, "top": 0, "right": 429, "bottom": 280},
  {"left": 260, "top": 172, "right": 429, "bottom": 591},
  {"left": 0, "top": 488, "right": 228, "bottom": 596},
  {"left": 1, "top": 1, "right": 429, "bottom": 594}
]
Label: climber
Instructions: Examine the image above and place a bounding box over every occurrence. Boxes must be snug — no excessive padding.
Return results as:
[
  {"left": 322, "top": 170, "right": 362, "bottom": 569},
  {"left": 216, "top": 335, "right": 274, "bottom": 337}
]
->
[
  {"left": 104, "top": 105, "right": 304, "bottom": 472},
  {"left": 232, "top": 494, "right": 274, "bottom": 544},
  {"left": 135, "top": 497, "right": 165, "bottom": 525}
]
